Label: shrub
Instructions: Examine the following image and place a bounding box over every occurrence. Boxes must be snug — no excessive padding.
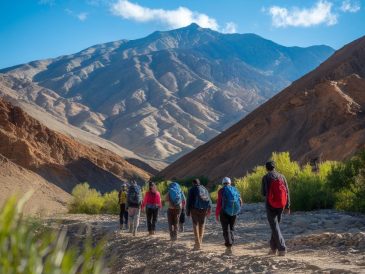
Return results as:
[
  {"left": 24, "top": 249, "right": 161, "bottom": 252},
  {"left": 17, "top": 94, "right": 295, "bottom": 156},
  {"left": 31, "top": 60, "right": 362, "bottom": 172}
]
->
[
  {"left": 69, "top": 183, "right": 104, "bottom": 214},
  {"left": 101, "top": 191, "right": 119, "bottom": 214},
  {"left": 0, "top": 195, "right": 106, "bottom": 274}
]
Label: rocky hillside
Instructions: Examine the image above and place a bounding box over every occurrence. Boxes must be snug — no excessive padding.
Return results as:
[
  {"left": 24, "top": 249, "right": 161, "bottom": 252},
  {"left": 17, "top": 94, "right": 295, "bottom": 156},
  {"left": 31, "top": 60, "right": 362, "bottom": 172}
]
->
[
  {"left": 159, "top": 35, "right": 365, "bottom": 182},
  {"left": 0, "top": 23, "right": 334, "bottom": 163},
  {"left": 0, "top": 98, "right": 151, "bottom": 194}
]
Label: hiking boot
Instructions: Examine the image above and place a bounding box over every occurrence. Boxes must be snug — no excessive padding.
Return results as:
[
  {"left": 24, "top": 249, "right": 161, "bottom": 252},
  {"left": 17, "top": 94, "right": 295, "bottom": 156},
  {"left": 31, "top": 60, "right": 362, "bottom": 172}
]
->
[
  {"left": 119, "top": 224, "right": 123, "bottom": 230},
  {"left": 152, "top": 231, "right": 156, "bottom": 235},
  {"left": 148, "top": 231, "right": 153, "bottom": 236},
  {"left": 225, "top": 246, "right": 233, "bottom": 255},
  {"left": 268, "top": 249, "right": 277, "bottom": 255},
  {"left": 278, "top": 251, "right": 286, "bottom": 257},
  {"left": 179, "top": 223, "right": 184, "bottom": 232},
  {"left": 193, "top": 243, "right": 201, "bottom": 251}
]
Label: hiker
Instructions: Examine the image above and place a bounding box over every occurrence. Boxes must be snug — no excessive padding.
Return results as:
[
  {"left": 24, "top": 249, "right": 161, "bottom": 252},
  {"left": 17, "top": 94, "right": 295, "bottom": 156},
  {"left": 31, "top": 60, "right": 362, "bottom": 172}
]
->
[
  {"left": 118, "top": 183, "right": 129, "bottom": 230},
  {"left": 186, "top": 178, "right": 212, "bottom": 250},
  {"left": 141, "top": 182, "right": 162, "bottom": 235},
  {"left": 215, "top": 177, "right": 242, "bottom": 255},
  {"left": 165, "top": 182, "right": 186, "bottom": 241},
  {"left": 127, "top": 180, "right": 142, "bottom": 236},
  {"left": 262, "top": 161, "right": 290, "bottom": 256}
]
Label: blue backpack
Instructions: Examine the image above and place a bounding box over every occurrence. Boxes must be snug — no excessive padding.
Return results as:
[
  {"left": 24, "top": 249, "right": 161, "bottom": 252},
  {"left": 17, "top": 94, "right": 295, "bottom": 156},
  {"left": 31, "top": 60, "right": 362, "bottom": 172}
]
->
[
  {"left": 168, "top": 182, "right": 183, "bottom": 207},
  {"left": 127, "top": 184, "right": 142, "bottom": 206},
  {"left": 222, "top": 185, "right": 241, "bottom": 216},
  {"left": 194, "top": 185, "right": 211, "bottom": 209}
]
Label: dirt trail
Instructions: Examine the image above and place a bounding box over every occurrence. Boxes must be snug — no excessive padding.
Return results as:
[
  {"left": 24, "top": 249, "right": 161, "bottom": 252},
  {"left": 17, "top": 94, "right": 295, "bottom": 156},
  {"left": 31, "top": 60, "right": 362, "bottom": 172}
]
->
[{"left": 54, "top": 204, "right": 365, "bottom": 273}]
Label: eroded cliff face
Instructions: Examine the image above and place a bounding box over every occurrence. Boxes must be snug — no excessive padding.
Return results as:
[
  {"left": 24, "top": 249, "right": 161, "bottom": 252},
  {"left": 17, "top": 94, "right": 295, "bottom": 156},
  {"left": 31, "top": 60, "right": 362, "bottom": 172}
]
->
[{"left": 0, "top": 98, "right": 151, "bottom": 193}]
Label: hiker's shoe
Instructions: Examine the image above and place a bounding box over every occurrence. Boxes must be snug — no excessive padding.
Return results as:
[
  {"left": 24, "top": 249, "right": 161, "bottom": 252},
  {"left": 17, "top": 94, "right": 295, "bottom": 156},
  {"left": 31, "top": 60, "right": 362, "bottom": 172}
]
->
[
  {"left": 225, "top": 246, "right": 233, "bottom": 255},
  {"left": 148, "top": 231, "right": 153, "bottom": 236},
  {"left": 119, "top": 224, "right": 123, "bottom": 230},
  {"left": 152, "top": 231, "right": 156, "bottom": 235},
  {"left": 179, "top": 224, "right": 184, "bottom": 232},
  {"left": 193, "top": 243, "right": 201, "bottom": 251},
  {"left": 268, "top": 249, "right": 277, "bottom": 255},
  {"left": 278, "top": 251, "right": 286, "bottom": 256},
  {"left": 124, "top": 224, "right": 128, "bottom": 230}
]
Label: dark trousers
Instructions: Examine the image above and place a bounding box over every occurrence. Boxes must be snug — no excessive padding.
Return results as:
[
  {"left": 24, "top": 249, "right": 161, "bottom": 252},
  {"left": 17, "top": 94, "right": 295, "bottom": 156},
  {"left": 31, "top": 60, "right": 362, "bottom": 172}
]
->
[
  {"left": 167, "top": 208, "right": 181, "bottom": 240},
  {"left": 146, "top": 207, "right": 159, "bottom": 232},
  {"left": 119, "top": 204, "right": 128, "bottom": 225},
  {"left": 266, "top": 206, "right": 286, "bottom": 251},
  {"left": 179, "top": 208, "right": 186, "bottom": 224},
  {"left": 220, "top": 211, "right": 236, "bottom": 247}
]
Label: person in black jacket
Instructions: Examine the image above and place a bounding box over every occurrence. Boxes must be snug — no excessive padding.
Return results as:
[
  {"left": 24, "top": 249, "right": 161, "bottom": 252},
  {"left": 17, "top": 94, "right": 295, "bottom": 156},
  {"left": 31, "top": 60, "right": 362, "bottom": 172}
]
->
[
  {"left": 262, "top": 161, "right": 290, "bottom": 256},
  {"left": 186, "top": 178, "right": 212, "bottom": 250}
]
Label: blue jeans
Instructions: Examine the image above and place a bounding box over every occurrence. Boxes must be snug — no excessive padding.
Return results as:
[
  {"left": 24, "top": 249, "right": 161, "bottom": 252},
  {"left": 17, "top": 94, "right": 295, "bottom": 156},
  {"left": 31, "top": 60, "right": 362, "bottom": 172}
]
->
[{"left": 266, "top": 206, "right": 286, "bottom": 251}]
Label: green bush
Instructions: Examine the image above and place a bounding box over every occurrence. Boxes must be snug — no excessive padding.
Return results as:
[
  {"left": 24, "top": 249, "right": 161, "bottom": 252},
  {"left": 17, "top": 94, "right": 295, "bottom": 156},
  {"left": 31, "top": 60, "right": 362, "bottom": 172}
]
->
[
  {"left": 0, "top": 195, "right": 105, "bottom": 274},
  {"left": 101, "top": 191, "right": 119, "bottom": 214},
  {"left": 232, "top": 152, "right": 337, "bottom": 211},
  {"left": 69, "top": 183, "right": 104, "bottom": 214},
  {"left": 328, "top": 151, "right": 365, "bottom": 213}
]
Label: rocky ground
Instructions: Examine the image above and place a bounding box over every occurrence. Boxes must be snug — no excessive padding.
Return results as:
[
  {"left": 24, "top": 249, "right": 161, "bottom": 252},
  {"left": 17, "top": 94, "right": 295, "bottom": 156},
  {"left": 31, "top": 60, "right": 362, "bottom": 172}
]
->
[{"left": 51, "top": 203, "right": 365, "bottom": 273}]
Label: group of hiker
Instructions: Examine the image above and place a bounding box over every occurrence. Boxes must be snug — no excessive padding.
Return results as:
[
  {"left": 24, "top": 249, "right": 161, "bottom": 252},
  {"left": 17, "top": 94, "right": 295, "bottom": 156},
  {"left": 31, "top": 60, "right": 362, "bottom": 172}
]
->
[{"left": 118, "top": 160, "right": 290, "bottom": 256}]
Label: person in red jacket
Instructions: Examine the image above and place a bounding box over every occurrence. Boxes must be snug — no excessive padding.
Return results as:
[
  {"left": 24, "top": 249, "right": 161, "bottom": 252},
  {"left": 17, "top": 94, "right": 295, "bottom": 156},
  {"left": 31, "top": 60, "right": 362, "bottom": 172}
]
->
[{"left": 142, "top": 182, "right": 162, "bottom": 235}]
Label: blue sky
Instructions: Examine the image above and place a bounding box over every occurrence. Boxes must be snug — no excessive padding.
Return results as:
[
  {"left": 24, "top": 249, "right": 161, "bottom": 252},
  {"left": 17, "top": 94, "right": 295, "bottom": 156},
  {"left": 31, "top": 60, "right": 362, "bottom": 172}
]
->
[{"left": 0, "top": 0, "right": 364, "bottom": 69}]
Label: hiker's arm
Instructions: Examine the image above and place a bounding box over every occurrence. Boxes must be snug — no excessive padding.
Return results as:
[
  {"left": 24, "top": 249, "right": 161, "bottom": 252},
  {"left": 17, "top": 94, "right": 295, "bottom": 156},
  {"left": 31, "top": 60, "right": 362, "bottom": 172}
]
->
[
  {"left": 157, "top": 192, "right": 162, "bottom": 208},
  {"left": 215, "top": 189, "right": 222, "bottom": 221},
  {"left": 186, "top": 190, "right": 192, "bottom": 216},
  {"left": 284, "top": 176, "right": 290, "bottom": 209},
  {"left": 141, "top": 193, "right": 147, "bottom": 210}
]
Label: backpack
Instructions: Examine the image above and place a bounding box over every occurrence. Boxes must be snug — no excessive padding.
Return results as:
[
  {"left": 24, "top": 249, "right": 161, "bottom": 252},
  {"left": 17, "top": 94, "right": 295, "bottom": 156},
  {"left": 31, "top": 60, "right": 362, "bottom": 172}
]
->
[
  {"left": 168, "top": 182, "right": 183, "bottom": 208},
  {"left": 222, "top": 185, "right": 241, "bottom": 216},
  {"left": 194, "top": 185, "right": 211, "bottom": 209},
  {"left": 127, "top": 184, "right": 142, "bottom": 206},
  {"left": 267, "top": 176, "right": 288, "bottom": 209}
]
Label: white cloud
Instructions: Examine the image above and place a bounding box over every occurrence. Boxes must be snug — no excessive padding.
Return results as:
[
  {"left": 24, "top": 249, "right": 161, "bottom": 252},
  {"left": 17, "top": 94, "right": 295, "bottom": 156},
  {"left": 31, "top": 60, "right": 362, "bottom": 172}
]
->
[
  {"left": 222, "top": 22, "right": 237, "bottom": 34},
  {"left": 341, "top": 0, "right": 361, "bottom": 12},
  {"left": 268, "top": 0, "right": 338, "bottom": 28},
  {"left": 65, "top": 9, "right": 88, "bottom": 22},
  {"left": 110, "top": 0, "right": 236, "bottom": 33},
  {"left": 77, "top": 12, "right": 88, "bottom": 21}
]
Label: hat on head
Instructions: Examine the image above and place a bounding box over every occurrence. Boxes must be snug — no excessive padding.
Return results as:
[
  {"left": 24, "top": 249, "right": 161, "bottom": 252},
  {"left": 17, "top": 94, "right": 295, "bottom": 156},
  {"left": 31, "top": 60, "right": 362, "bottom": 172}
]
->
[
  {"left": 265, "top": 161, "right": 275, "bottom": 170},
  {"left": 222, "top": 177, "right": 231, "bottom": 185}
]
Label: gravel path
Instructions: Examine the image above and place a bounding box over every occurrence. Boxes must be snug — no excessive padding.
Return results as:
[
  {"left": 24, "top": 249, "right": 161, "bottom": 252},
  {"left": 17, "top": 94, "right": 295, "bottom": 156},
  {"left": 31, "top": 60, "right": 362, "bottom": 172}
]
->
[{"left": 52, "top": 203, "right": 365, "bottom": 273}]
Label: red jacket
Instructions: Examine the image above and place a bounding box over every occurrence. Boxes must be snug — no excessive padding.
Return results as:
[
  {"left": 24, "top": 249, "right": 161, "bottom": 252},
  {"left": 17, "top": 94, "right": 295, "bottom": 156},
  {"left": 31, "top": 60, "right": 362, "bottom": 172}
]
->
[{"left": 142, "top": 191, "right": 162, "bottom": 209}]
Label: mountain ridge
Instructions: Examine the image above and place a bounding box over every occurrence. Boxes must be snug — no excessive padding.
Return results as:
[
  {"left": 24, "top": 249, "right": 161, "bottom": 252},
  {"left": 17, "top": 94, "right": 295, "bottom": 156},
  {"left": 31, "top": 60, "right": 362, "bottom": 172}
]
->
[
  {"left": 158, "top": 35, "right": 365, "bottom": 182},
  {"left": 0, "top": 24, "right": 334, "bottom": 163}
]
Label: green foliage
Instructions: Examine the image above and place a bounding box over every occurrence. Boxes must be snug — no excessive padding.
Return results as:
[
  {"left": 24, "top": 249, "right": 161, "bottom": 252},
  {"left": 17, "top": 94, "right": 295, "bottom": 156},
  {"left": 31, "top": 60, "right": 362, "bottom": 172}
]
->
[
  {"left": 0, "top": 195, "right": 105, "bottom": 274},
  {"left": 328, "top": 151, "right": 365, "bottom": 213},
  {"left": 235, "top": 166, "right": 266, "bottom": 203},
  {"left": 69, "top": 183, "right": 104, "bottom": 214},
  {"left": 232, "top": 152, "right": 337, "bottom": 211},
  {"left": 101, "top": 191, "right": 119, "bottom": 214},
  {"left": 210, "top": 185, "right": 222, "bottom": 203}
]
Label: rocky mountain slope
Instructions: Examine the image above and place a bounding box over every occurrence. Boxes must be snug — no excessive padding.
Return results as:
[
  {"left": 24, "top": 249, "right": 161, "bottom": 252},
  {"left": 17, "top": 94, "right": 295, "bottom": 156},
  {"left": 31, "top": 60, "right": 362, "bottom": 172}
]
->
[
  {"left": 159, "top": 35, "right": 365, "bottom": 181},
  {"left": 0, "top": 23, "right": 334, "bottom": 163},
  {"left": 0, "top": 98, "right": 151, "bottom": 195}
]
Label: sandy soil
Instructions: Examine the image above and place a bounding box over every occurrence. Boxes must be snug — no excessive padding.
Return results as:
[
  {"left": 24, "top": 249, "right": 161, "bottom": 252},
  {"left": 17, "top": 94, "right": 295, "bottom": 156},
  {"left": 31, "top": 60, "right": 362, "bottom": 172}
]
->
[{"left": 52, "top": 203, "right": 365, "bottom": 273}]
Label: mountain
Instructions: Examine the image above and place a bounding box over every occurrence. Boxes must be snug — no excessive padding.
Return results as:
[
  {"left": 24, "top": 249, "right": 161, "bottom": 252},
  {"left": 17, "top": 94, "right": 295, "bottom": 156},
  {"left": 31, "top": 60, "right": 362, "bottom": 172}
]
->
[
  {"left": 0, "top": 23, "right": 334, "bottom": 163},
  {"left": 158, "top": 35, "right": 365, "bottom": 182},
  {"left": 0, "top": 97, "right": 151, "bottom": 196}
]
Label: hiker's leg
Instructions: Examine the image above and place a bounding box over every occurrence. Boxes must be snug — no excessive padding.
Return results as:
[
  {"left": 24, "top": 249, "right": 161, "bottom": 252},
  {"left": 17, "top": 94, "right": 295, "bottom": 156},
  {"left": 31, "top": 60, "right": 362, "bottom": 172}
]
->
[
  {"left": 124, "top": 207, "right": 128, "bottom": 227},
  {"left": 167, "top": 209, "right": 174, "bottom": 239},
  {"left": 173, "top": 209, "right": 180, "bottom": 240},
  {"left": 191, "top": 210, "right": 200, "bottom": 246},
  {"left": 120, "top": 204, "right": 124, "bottom": 225},
  {"left": 179, "top": 209, "right": 185, "bottom": 232},
  {"left": 152, "top": 208, "right": 158, "bottom": 232},
  {"left": 229, "top": 215, "right": 237, "bottom": 246},
  {"left": 220, "top": 212, "right": 230, "bottom": 247},
  {"left": 134, "top": 208, "right": 141, "bottom": 234},
  {"left": 267, "top": 207, "right": 284, "bottom": 251},
  {"left": 128, "top": 208, "right": 134, "bottom": 233},
  {"left": 275, "top": 209, "right": 286, "bottom": 251},
  {"left": 198, "top": 210, "right": 207, "bottom": 244},
  {"left": 146, "top": 208, "right": 152, "bottom": 232}
]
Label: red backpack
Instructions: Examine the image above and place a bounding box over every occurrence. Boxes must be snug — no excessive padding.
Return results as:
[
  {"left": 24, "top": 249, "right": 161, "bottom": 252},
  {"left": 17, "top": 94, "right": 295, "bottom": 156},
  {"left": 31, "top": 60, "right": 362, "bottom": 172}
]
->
[{"left": 268, "top": 176, "right": 287, "bottom": 209}]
